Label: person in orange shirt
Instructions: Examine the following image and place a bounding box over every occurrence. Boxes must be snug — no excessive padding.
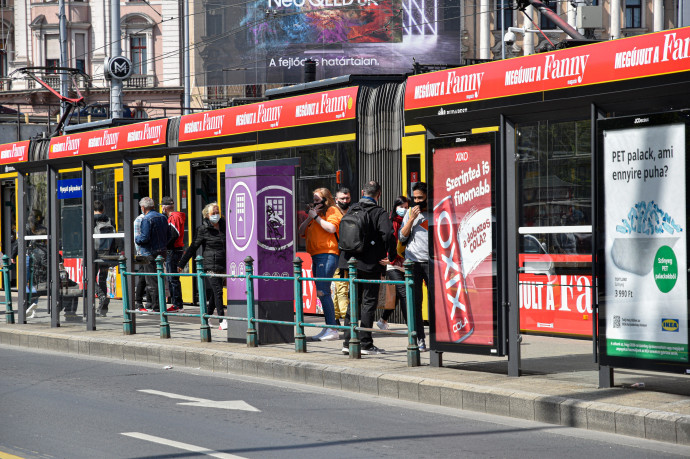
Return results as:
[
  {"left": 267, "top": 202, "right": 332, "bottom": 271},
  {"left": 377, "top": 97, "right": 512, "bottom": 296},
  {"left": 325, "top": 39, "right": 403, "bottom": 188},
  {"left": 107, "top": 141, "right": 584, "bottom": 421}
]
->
[{"left": 298, "top": 188, "right": 341, "bottom": 341}]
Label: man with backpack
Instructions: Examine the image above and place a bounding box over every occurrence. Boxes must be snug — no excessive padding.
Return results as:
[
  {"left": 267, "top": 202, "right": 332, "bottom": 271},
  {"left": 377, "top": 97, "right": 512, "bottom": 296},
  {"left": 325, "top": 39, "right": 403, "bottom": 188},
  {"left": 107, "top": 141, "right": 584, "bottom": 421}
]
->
[
  {"left": 134, "top": 197, "right": 170, "bottom": 313},
  {"left": 338, "top": 181, "right": 396, "bottom": 355},
  {"left": 93, "top": 200, "right": 116, "bottom": 317}
]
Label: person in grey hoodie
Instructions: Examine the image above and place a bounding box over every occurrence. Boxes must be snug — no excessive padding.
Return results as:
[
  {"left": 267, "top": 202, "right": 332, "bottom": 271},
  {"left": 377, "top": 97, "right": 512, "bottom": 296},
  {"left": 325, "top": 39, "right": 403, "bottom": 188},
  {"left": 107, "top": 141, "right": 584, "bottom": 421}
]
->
[{"left": 398, "top": 181, "right": 429, "bottom": 352}]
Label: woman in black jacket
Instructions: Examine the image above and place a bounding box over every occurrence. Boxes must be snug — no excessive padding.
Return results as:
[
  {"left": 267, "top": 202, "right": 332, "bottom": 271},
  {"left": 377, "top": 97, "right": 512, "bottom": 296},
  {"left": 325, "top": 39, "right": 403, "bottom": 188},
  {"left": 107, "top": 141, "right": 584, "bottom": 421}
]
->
[{"left": 178, "top": 202, "right": 227, "bottom": 329}]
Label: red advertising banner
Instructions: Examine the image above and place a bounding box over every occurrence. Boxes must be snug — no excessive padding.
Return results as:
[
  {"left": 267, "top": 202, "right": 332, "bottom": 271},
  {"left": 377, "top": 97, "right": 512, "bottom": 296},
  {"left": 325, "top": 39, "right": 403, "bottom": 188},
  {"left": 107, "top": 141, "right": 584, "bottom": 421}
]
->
[
  {"left": 296, "top": 252, "right": 321, "bottom": 315},
  {"left": 0, "top": 140, "right": 29, "bottom": 165},
  {"left": 48, "top": 119, "right": 168, "bottom": 159},
  {"left": 519, "top": 273, "right": 593, "bottom": 337},
  {"left": 179, "top": 87, "right": 359, "bottom": 143},
  {"left": 432, "top": 143, "right": 494, "bottom": 345},
  {"left": 405, "top": 27, "right": 690, "bottom": 111}
]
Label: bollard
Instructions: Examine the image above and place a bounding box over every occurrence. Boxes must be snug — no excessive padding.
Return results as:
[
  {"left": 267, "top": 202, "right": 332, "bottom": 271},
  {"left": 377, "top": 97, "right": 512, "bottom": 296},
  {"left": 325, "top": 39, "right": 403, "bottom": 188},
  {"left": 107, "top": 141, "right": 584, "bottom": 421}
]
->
[
  {"left": 293, "top": 257, "right": 306, "bottom": 353},
  {"left": 347, "top": 257, "right": 360, "bottom": 358},
  {"left": 245, "top": 256, "right": 257, "bottom": 347},
  {"left": 156, "top": 255, "right": 170, "bottom": 339},
  {"left": 196, "top": 256, "right": 211, "bottom": 342},
  {"left": 119, "top": 256, "right": 134, "bottom": 335},
  {"left": 404, "top": 260, "right": 420, "bottom": 366},
  {"left": 3, "top": 255, "right": 14, "bottom": 324}
]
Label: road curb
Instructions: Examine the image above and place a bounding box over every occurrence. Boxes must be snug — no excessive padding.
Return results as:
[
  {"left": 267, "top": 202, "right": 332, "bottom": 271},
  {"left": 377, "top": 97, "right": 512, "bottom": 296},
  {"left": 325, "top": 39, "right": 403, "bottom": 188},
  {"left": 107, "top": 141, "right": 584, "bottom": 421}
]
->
[{"left": 2, "top": 328, "right": 689, "bottom": 445}]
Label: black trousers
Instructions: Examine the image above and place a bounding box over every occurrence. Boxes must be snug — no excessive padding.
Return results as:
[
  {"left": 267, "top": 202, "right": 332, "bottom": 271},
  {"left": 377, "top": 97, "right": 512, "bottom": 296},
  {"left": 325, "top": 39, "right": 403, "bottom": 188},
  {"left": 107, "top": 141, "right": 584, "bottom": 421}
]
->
[
  {"left": 343, "top": 269, "right": 381, "bottom": 350},
  {"left": 205, "top": 274, "right": 225, "bottom": 318},
  {"left": 95, "top": 263, "right": 109, "bottom": 313},
  {"left": 142, "top": 254, "right": 165, "bottom": 311},
  {"left": 381, "top": 269, "right": 408, "bottom": 323},
  {"left": 166, "top": 249, "right": 183, "bottom": 308},
  {"left": 412, "top": 261, "right": 428, "bottom": 341}
]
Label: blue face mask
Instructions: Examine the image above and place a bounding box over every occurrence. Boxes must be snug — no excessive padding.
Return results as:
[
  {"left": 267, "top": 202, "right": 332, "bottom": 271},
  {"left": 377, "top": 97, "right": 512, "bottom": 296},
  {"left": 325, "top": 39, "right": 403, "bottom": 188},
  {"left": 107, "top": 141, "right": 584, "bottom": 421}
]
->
[
  {"left": 396, "top": 208, "right": 406, "bottom": 217},
  {"left": 209, "top": 214, "right": 220, "bottom": 224}
]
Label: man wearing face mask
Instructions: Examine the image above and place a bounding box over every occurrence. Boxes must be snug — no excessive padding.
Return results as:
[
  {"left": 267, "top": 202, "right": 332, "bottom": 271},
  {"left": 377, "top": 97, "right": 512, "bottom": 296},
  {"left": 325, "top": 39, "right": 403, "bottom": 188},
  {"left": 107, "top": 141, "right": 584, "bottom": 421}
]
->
[
  {"left": 399, "top": 181, "right": 429, "bottom": 352},
  {"left": 332, "top": 187, "right": 351, "bottom": 326}
]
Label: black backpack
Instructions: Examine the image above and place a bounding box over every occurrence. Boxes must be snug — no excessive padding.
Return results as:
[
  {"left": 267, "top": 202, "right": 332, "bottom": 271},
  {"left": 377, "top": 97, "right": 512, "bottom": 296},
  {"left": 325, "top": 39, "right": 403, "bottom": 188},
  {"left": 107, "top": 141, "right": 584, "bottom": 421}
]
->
[{"left": 338, "top": 203, "right": 371, "bottom": 254}]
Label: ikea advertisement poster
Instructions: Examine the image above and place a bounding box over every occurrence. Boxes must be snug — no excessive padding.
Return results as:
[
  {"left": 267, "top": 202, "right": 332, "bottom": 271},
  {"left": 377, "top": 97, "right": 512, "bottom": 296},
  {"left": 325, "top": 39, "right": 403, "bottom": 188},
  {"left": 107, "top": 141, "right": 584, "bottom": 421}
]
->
[
  {"left": 603, "top": 123, "right": 688, "bottom": 362},
  {"left": 201, "top": 0, "right": 463, "bottom": 84}
]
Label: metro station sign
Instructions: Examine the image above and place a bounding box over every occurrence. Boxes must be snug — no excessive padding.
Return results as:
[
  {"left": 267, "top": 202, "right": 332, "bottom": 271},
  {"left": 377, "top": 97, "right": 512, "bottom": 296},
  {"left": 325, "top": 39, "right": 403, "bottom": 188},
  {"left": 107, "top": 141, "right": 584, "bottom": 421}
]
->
[
  {"left": 178, "top": 86, "right": 359, "bottom": 143},
  {"left": 49, "top": 119, "right": 167, "bottom": 159}
]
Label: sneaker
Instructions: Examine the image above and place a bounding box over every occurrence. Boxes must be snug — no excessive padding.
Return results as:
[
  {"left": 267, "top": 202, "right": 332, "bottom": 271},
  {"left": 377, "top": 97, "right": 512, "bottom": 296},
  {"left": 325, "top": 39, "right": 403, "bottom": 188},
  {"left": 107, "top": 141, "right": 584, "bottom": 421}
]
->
[
  {"left": 138, "top": 307, "right": 148, "bottom": 312},
  {"left": 311, "top": 328, "right": 327, "bottom": 341},
  {"left": 341, "top": 347, "right": 349, "bottom": 354},
  {"left": 219, "top": 319, "right": 228, "bottom": 330},
  {"left": 418, "top": 338, "right": 428, "bottom": 352},
  {"left": 361, "top": 346, "right": 385, "bottom": 355},
  {"left": 320, "top": 328, "right": 339, "bottom": 341},
  {"left": 377, "top": 319, "right": 389, "bottom": 330},
  {"left": 166, "top": 305, "right": 178, "bottom": 312},
  {"left": 26, "top": 302, "right": 38, "bottom": 318}
]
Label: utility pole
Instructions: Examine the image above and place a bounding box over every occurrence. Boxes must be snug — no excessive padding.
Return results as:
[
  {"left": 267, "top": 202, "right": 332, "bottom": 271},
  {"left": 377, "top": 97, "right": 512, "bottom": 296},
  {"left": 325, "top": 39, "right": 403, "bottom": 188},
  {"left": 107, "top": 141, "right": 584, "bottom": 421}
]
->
[
  {"left": 59, "top": 0, "right": 68, "bottom": 117},
  {"left": 183, "top": 0, "right": 190, "bottom": 115},
  {"left": 110, "top": 0, "right": 123, "bottom": 118}
]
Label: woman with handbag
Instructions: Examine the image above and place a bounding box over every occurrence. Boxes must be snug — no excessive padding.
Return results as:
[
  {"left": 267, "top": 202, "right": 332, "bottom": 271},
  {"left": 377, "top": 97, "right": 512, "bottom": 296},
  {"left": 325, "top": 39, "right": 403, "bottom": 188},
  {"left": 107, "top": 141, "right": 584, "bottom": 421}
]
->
[{"left": 377, "top": 196, "right": 410, "bottom": 330}]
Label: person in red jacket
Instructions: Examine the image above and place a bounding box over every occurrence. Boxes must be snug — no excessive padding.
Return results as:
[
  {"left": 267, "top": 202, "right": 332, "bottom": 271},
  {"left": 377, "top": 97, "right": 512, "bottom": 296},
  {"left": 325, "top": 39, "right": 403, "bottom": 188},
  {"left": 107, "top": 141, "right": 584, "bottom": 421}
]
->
[{"left": 161, "top": 196, "right": 186, "bottom": 312}]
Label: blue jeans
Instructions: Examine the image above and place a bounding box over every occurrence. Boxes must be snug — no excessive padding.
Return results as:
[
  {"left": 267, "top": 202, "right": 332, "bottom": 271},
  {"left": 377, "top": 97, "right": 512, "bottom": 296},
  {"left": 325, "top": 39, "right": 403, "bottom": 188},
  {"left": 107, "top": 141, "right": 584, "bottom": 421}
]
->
[{"left": 311, "top": 253, "right": 338, "bottom": 326}]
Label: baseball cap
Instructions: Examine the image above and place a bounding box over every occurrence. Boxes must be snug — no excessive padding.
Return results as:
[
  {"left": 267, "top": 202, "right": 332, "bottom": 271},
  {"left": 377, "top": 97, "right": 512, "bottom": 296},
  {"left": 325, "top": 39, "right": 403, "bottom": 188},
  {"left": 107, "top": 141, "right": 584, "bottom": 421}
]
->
[{"left": 161, "top": 196, "right": 174, "bottom": 206}]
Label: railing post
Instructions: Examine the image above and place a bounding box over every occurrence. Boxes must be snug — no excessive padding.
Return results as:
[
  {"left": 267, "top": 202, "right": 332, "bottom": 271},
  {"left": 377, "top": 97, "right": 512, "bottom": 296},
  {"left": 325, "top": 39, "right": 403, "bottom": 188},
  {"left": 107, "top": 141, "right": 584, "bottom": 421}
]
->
[
  {"left": 156, "top": 255, "right": 170, "bottom": 339},
  {"left": 3, "top": 255, "right": 14, "bottom": 324},
  {"left": 196, "top": 256, "right": 211, "bottom": 342},
  {"left": 347, "top": 257, "right": 360, "bottom": 359},
  {"left": 293, "top": 257, "right": 306, "bottom": 353},
  {"left": 404, "top": 260, "right": 420, "bottom": 366},
  {"left": 119, "top": 256, "right": 134, "bottom": 335},
  {"left": 245, "top": 256, "right": 257, "bottom": 347}
]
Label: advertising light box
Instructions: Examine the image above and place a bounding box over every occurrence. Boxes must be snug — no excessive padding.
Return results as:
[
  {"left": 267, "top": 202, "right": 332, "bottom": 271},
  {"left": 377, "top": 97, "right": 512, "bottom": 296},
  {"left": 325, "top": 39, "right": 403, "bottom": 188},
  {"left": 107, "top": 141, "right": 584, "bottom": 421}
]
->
[
  {"left": 428, "top": 132, "right": 501, "bottom": 355},
  {"left": 597, "top": 111, "right": 690, "bottom": 373},
  {"left": 199, "top": 0, "right": 463, "bottom": 83}
]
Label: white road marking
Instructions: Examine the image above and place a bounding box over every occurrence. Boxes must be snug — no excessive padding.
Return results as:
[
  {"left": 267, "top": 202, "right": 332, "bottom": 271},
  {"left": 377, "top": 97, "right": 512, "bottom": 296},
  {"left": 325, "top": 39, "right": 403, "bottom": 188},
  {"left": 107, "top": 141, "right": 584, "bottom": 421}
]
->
[
  {"left": 122, "top": 432, "right": 247, "bottom": 459},
  {"left": 138, "top": 389, "right": 261, "bottom": 411}
]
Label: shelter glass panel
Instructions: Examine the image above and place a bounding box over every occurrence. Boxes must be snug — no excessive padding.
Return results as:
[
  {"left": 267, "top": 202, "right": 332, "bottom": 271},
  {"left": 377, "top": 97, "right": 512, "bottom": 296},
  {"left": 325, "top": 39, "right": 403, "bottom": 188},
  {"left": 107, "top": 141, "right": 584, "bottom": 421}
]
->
[{"left": 24, "top": 172, "right": 49, "bottom": 323}]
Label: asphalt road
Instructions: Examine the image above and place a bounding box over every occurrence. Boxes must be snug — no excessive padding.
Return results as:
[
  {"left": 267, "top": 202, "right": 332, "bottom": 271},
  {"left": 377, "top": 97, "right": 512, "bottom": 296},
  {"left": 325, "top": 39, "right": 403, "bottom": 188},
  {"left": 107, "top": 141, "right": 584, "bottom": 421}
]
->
[{"left": 1, "top": 345, "right": 689, "bottom": 459}]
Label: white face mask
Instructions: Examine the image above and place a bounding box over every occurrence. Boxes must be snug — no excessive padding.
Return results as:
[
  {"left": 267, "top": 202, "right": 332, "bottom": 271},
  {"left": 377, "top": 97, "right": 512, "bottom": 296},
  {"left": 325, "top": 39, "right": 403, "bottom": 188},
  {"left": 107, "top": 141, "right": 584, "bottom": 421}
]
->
[
  {"left": 209, "top": 214, "right": 220, "bottom": 224},
  {"left": 396, "top": 208, "right": 406, "bottom": 217}
]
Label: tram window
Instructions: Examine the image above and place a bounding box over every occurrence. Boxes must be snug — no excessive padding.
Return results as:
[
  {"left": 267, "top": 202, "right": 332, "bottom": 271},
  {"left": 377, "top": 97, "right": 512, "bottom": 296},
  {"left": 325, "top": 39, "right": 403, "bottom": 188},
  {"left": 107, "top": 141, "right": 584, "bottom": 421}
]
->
[
  {"left": 516, "top": 119, "right": 591, "bottom": 255},
  {"left": 93, "top": 170, "right": 117, "bottom": 219},
  {"left": 297, "top": 146, "right": 336, "bottom": 177},
  {"left": 258, "top": 148, "right": 289, "bottom": 161}
]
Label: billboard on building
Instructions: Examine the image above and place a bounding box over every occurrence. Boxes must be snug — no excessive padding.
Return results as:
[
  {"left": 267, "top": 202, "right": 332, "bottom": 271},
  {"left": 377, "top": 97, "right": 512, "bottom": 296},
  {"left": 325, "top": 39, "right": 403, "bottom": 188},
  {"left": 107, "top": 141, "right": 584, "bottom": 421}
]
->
[
  {"left": 597, "top": 112, "right": 690, "bottom": 372},
  {"left": 198, "top": 0, "right": 462, "bottom": 85}
]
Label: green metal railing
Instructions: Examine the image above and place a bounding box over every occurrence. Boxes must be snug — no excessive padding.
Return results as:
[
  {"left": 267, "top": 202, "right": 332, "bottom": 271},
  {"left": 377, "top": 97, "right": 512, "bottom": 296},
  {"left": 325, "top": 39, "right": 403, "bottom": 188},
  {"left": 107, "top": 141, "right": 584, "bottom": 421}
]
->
[
  {"left": 1, "top": 255, "right": 15, "bottom": 324},
  {"left": 118, "top": 255, "right": 421, "bottom": 366}
]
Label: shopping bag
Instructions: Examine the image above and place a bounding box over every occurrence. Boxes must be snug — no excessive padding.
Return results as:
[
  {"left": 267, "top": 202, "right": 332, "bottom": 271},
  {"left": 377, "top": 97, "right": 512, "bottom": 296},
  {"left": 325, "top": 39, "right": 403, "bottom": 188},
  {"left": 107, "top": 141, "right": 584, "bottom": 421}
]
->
[{"left": 377, "top": 283, "right": 396, "bottom": 309}]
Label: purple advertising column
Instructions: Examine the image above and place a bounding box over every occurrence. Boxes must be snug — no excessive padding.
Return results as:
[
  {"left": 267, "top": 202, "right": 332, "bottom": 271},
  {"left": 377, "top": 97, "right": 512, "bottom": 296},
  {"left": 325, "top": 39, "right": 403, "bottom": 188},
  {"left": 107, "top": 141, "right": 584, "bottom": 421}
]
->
[{"left": 225, "top": 159, "right": 298, "bottom": 343}]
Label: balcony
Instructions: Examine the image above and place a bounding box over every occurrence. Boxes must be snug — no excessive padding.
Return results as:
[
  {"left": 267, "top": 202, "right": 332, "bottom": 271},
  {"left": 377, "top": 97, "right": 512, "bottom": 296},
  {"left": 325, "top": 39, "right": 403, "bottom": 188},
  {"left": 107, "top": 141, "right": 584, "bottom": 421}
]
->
[{"left": 124, "top": 74, "right": 155, "bottom": 88}]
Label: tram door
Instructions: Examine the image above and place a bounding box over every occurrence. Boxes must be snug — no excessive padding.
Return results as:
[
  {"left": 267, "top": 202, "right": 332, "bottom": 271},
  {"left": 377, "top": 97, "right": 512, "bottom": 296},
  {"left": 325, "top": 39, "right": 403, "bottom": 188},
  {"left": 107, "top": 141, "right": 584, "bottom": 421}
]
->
[
  {"left": 23, "top": 171, "right": 50, "bottom": 323},
  {"left": 148, "top": 164, "right": 164, "bottom": 207},
  {"left": 1, "top": 179, "right": 17, "bottom": 287},
  {"left": 176, "top": 161, "right": 194, "bottom": 303}
]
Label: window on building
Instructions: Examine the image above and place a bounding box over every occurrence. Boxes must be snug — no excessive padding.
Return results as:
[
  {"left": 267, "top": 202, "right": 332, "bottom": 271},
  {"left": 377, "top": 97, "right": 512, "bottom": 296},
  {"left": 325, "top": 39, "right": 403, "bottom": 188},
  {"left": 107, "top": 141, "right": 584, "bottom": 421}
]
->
[
  {"left": 45, "top": 34, "right": 60, "bottom": 72},
  {"left": 74, "top": 33, "right": 86, "bottom": 74},
  {"left": 496, "top": 0, "right": 513, "bottom": 30},
  {"left": 625, "top": 0, "right": 642, "bottom": 28},
  {"left": 130, "top": 35, "right": 147, "bottom": 74},
  {"left": 206, "top": 8, "right": 223, "bottom": 36},
  {"left": 539, "top": 0, "right": 559, "bottom": 29}
]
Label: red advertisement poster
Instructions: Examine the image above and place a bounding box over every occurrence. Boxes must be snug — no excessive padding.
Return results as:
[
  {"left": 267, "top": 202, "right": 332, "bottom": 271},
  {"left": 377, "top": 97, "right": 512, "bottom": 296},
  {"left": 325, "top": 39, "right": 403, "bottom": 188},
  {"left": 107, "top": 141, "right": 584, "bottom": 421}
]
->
[
  {"left": 432, "top": 143, "right": 494, "bottom": 345},
  {"left": 296, "top": 252, "right": 321, "bottom": 315},
  {"left": 519, "top": 273, "right": 593, "bottom": 337},
  {"left": 405, "top": 27, "right": 690, "bottom": 111},
  {"left": 0, "top": 141, "right": 29, "bottom": 165},
  {"left": 49, "top": 119, "right": 167, "bottom": 159},
  {"left": 179, "top": 87, "right": 358, "bottom": 143}
]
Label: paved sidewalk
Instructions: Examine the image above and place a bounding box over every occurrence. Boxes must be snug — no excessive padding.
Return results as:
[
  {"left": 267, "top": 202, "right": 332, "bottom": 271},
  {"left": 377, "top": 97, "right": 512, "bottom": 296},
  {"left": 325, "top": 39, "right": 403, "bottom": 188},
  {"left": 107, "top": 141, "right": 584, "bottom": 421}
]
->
[{"left": 2, "top": 303, "right": 690, "bottom": 445}]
